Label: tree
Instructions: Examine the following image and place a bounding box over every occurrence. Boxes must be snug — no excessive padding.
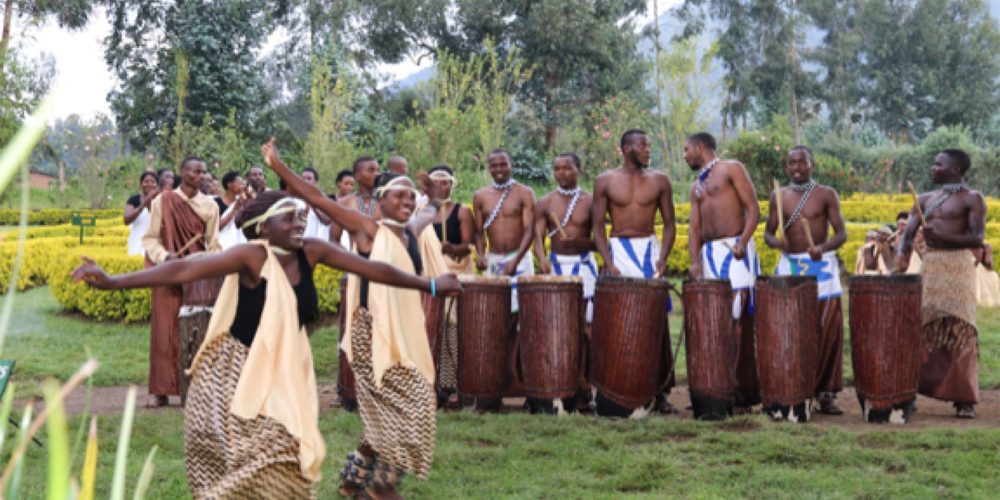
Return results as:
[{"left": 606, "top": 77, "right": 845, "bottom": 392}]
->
[
  {"left": 650, "top": 38, "right": 719, "bottom": 183},
  {"left": 678, "top": 0, "right": 815, "bottom": 138},
  {"left": 104, "top": 0, "right": 281, "bottom": 149},
  {"left": 344, "top": 0, "right": 648, "bottom": 151}
]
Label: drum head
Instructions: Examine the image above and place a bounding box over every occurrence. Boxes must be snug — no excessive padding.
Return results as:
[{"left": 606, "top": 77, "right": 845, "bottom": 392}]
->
[
  {"left": 458, "top": 275, "right": 511, "bottom": 285},
  {"left": 518, "top": 275, "right": 583, "bottom": 284}
]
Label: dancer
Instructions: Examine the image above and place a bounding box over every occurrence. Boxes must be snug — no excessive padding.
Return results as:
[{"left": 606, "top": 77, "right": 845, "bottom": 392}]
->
[
  {"left": 74, "top": 191, "right": 457, "bottom": 497},
  {"left": 262, "top": 140, "right": 452, "bottom": 498}
]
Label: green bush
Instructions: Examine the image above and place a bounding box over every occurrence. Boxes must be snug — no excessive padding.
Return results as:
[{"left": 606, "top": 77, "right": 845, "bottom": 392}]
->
[
  {"left": 314, "top": 265, "right": 344, "bottom": 316},
  {"left": 727, "top": 130, "right": 794, "bottom": 198},
  {"left": 49, "top": 249, "right": 150, "bottom": 322},
  {"left": 0, "top": 236, "right": 128, "bottom": 293}
]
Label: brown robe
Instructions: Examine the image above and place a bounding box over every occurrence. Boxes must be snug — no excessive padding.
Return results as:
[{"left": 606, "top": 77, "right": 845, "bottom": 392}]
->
[
  {"left": 143, "top": 190, "right": 220, "bottom": 396},
  {"left": 815, "top": 297, "right": 844, "bottom": 395},
  {"left": 734, "top": 289, "right": 760, "bottom": 406},
  {"left": 918, "top": 249, "right": 979, "bottom": 404}
]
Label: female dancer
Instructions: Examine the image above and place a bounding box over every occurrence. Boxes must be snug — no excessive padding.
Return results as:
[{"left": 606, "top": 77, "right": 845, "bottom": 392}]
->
[
  {"left": 73, "top": 190, "right": 459, "bottom": 498},
  {"left": 262, "top": 141, "right": 443, "bottom": 499}
]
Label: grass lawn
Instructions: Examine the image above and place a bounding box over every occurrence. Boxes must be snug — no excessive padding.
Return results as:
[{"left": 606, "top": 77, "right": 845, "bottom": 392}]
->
[
  {"left": 11, "top": 410, "right": 1000, "bottom": 498},
  {"left": 3, "top": 285, "right": 1000, "bottom": 497}
]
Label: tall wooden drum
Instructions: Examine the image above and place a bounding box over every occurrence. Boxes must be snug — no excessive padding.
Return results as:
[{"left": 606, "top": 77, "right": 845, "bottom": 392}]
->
[
  {"left": 457, "top": 276, "right": 512, "bottom": 411},
  {"left": 178, "top": 276, "right": 223, "bottom": 405},
  {"left": 684, "top": 279, "right": 738, "bottom": 420},
  {"left": 518, "top": 275, "right": 584, "bottom": 414},
  {"left": 755, "top": 276, "right": 818, "bottom": 422},
  {"left": 336, "top": 276, "right": 357, "bottom": 411},
  {"left": 849, "top": 275, "right": 922, "bottom": 423},
  {"left": 591, "top": 276, "right": 670, "bottom": 418}
]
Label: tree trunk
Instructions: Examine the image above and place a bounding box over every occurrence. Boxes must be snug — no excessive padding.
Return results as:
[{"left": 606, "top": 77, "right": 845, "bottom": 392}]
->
[{"left": 0, "top": 0, "right": 14, "bottom": 77}]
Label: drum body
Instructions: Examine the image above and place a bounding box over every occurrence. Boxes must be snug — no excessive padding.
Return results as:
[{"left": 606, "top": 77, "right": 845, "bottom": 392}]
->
[
  {"left": 336, "top": 277, "right": 357, "bottom": 411},
  {"left": 591, "top": 276, "right": 669, "bottom": 417},
  {"left": 849, "top": 275, "right": 922, "bottom": 423},
  {"left": 178, "top": 277, "right": 222, "bottom": 405},
  {"left": 518, "top": 275, "right": 584, "bottom": 414},
  {"left": 457, "top": 276, "right": 512, "bottom": 411},
  {"left": 684, "top": 279, "right": 737, "bottom": 420},
  {"left": 755, "top": 276, "right": 818, "bottom": 422},
  {"left": 421, "top": 292, "right": 446, "bottom": 372}
]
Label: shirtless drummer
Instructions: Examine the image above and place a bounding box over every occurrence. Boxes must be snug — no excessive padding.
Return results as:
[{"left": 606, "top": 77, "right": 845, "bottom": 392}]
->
[
  {"left": 686, "top": 131, "right": 762, "bottom": 412},
  {"left": 593, "top": 129, "right": 677, "bottom": 415}
]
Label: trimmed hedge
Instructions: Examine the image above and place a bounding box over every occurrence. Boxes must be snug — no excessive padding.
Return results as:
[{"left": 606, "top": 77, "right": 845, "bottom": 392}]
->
[
  {"left": 0, "top": 236, "right": 128, "bottom": 292},
  {"left": 49, "top": 248, "right": 344, "bottom": 322},
  {"left": 0, "top": 222, "right": 129, "bottom": 242},
  {"left": 49, "top": 250, "right": 150, "bottom": 323},
  {"left": 0, "top": 209, "right": 119, "bottom": 226}
]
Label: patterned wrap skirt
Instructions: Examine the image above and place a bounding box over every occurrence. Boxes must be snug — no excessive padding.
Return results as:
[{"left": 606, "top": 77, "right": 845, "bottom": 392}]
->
[
  {"left": 350, "top": 307, "right": 437, "bottom": 479},
  {"left": 184, "top": 335, "right": 314, "bottom": 499}
]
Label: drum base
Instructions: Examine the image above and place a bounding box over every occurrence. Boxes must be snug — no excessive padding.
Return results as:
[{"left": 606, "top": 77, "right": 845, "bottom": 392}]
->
[
  {"left": 460, "top": 395, "right": 503, "bottom": 412},
  {"left": 593, "top": 391, "right": 655, "bottom": 419},
  {"left": 859, "top": 396, "right": 915, "bottom": 424},
  {"left": 763, "top": 400, "right": 811, "bottom": 423},
  {"left": 526, "top": 397, "right": 577, "bottom": 415},
  {"left": 690, "top": 390, "right": 734, "bottom": 421}
]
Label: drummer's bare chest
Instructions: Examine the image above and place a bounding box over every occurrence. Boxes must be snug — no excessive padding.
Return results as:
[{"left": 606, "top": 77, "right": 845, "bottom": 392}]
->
[
  {"left": 484, "top": 190, "right": 529, "bottom": 218},
  {"left": 780, "top": 191, "right": 826, "bottom": 221},
  {"left": 607, "top": 178, "right": 658, "bottom": 207},
  {"left": 548, "top": 195, "right": 592, "bottom": 225}
]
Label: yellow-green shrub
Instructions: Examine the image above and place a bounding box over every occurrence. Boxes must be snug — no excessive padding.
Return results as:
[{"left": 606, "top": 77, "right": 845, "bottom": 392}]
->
[
  {"left": 0, "top": 222, "right": 129, "bottom": 242},
  {"left": 49, "top": 249, "right": 150, "bottom": 322},
  {"left": 314, "top": 265, "right": 344, "bottom": 315},
  {"left": 0, "top": 236, "right": 128, "bottom": 293},
  {"left": 0, "top": 209, "right": 119, "bottom": 226}
]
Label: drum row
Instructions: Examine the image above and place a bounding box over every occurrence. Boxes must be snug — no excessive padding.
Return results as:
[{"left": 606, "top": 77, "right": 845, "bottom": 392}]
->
[{"left": 337, "top": 274, "right": 924, "bottom": 424}]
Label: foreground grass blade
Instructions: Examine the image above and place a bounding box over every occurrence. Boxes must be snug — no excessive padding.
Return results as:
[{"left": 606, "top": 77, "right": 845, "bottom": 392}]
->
[
  {"left": 43, "top": 380, "right": 70, "bottom": 500},
  {"left": 79, "top": 417, "right": 98, "bottom": 500},
  {"left": 110, "top": 386, "right": 137, "bottom": 500},
  {"left": 7, "top": 403, "right": 32, "bottom": 499},
  {"left": 0, "top": 161, "right": 31, "bottom": 356},
  {"left": 0, "top": 95, "right": 51, "bottom": 356},
  {"left": 132, "top": 446, "right": 158, "bottom": 500},
  {"left": 0, "top": 382, "right": 14, "bottom": 451},
  {"left": 0, "top": 359, "right": 99, "bottom": 492}
]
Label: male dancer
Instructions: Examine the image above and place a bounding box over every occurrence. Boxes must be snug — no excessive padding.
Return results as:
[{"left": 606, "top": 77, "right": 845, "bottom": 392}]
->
[
  {"left": 686, "top": 131, "right": 761, "bottom": 412},
  {"left": 895, "top": 149, "right": 985, "bottom": 418},
  {"left": 763, "top": 146, "right": 848, "bottom": 416},
  {"left": 331, "top": 156, "right": 382, "bottom": 244},
  {"left": 592, "top": 129, "right": 676, "bottom": 415}
]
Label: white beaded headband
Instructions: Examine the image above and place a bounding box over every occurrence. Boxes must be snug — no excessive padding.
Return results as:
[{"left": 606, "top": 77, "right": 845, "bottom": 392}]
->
[
  {"left": 239, "top": 197, "right": 307, "bottom": 232},
  {"left": 374, "top": 176, "right": 419, "bottom": 198}
]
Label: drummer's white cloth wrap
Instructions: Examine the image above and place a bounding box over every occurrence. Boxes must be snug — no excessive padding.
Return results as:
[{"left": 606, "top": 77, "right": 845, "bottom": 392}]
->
[
  {"left": 609, "top": 236, "right": 659, "bottom": 278},
  {"left": 486, "top": 251, "right": 535, "bottom": 313},
  {"left": 549, "top": 251, "right": 598, "bottom": 322},
  {"left": 700, "top": 236, "right": 760, "bottom": 319},
  {"left": 775, "top": 251, "right": 843, "bottom": 300}
]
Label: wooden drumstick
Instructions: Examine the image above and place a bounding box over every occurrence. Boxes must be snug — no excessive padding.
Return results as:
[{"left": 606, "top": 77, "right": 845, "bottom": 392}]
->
[
  {"left": 907, "top": 181, "right": 928, "bottom": 226},
  {"left": 548, "top": 211, "right": 567, "bottom": 239},
  {"left": 721, "top": 241, "right": 737, "bottom": 253},
  {"left": 773, "top": 179, "right": 786, "bottom": 241},
  {"left": 800, "top": 217, "right": 815, "bottom": 249},
  {"left": 177, "top": 234, "right": 203, "bottom": 256}
]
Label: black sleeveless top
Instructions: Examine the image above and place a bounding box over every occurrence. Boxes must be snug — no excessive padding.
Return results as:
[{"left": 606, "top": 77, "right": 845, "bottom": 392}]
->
[
  {"left": 229, "top": 248, "right": 319, "bottom": 346},
  {"left": 432, "top": 204, "right": 462, "bottom": 245},
  {"left": 359, "top": 228, "right": 423, "bottom": 308}
]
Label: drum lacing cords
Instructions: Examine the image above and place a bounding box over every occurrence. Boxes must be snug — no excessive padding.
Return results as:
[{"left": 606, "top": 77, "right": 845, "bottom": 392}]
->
[
  {"left": 338, "top": 449, "right": 375, "bottom": 495},
  {"left": 658, "top": 282, "right": 686, "bottom": 394}
]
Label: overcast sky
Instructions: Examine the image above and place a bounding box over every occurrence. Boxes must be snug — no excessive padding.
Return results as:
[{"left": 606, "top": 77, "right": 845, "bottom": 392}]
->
[{"left": 20, "top": 1, "right": 674, "bottom": 122}]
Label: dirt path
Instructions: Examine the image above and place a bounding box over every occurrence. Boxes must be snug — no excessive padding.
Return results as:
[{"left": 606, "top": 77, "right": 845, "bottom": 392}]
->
[{"left": 17, "top": 384, "right": 1000, "bottom": 430}]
